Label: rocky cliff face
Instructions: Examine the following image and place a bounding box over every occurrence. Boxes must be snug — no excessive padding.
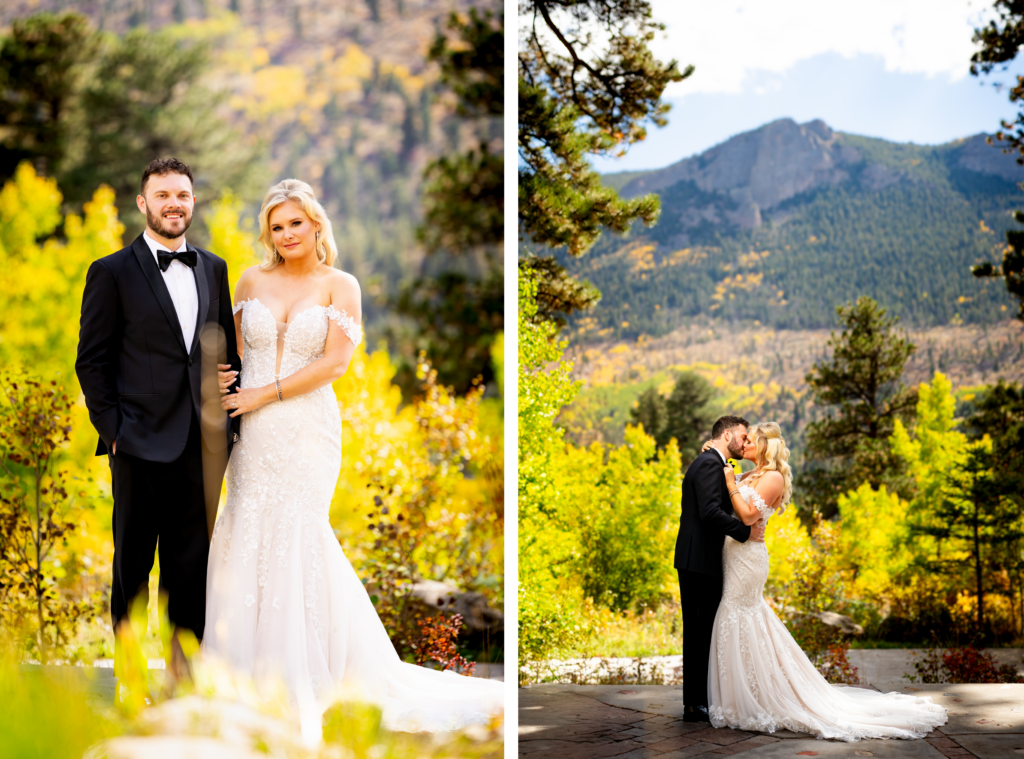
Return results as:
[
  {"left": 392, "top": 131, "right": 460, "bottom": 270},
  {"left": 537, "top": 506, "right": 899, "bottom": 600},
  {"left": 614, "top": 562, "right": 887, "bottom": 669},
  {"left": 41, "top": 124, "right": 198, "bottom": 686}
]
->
[{"left": 619, "top": 118, "right": 1024, "bottom": 238}]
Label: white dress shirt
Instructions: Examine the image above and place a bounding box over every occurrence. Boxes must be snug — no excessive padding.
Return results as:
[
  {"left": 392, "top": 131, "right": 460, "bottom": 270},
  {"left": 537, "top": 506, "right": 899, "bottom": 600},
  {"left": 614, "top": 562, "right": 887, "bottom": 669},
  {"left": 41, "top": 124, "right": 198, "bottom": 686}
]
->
[
  {"left": 712, "top": 446, "right": 728, "bottom": 465},
  {"left": 143, "top": 231, "right": 198, "bottom": 350}
]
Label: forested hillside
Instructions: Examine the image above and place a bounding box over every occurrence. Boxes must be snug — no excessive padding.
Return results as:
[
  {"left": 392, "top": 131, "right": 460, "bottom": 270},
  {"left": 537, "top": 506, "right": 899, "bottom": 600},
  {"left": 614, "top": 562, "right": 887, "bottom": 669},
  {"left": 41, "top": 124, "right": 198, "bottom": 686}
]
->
[{"left": 560, "top": 119, "right": 1022, "bottom": 341}]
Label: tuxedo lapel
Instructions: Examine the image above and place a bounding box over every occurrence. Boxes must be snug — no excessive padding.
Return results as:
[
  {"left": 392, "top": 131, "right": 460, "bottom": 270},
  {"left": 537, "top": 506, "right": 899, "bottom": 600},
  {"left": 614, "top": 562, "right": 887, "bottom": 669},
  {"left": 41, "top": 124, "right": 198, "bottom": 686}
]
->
[
  {"left": 131, "top": 234, "right": 188, "bottom": 355},
  {"left": 189, "top": 245, "right": 209, "bottom": 359}
]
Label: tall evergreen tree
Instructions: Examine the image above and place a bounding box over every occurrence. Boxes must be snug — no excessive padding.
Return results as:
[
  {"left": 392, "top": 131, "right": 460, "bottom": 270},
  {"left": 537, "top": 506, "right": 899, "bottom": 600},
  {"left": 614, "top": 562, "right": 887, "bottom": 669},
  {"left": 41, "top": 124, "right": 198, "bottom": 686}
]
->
[
  {"left": 0, "top": 13, "right": 96, "bottom": 181},
  {"left": 970, "top": 2, "right": 1024, "bottom": 313},
  {"left": 913, "top": 446, "right": 1023, "bottom": 641},
  {"left": 802, "top": 297, "right": 917, "bottom": 516},
  {"left": 518, "top": 0, "right": 689, "bottom": 319},
  {"left": 393, "top": 8, "right": 503, "bottom": 397},
  {"left": 62, "top": 26, "right": 262, "bottom": 236},
  {"left": 629, "top": 371, "right": 716, "bottom": 468}
]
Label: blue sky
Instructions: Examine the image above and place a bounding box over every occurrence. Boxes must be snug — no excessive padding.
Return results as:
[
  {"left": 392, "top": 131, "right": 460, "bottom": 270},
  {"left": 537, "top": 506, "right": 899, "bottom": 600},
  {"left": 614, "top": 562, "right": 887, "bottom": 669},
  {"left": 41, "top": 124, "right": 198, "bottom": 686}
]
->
[{"left": 590, "top": 0, "right": 1023, "bottom": 174}]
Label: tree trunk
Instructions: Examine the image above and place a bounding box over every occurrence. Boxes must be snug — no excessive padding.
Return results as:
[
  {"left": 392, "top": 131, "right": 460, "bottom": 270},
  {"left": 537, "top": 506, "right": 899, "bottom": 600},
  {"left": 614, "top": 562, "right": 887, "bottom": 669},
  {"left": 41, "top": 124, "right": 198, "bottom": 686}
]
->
[{"left": 974, "top": 496, "right": 984, "bottom": 640}]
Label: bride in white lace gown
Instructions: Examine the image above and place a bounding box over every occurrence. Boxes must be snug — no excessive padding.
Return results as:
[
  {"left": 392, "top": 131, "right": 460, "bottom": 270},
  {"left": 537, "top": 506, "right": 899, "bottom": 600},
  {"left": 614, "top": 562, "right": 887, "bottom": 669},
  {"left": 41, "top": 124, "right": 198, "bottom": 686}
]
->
[
  {"left": 708, "top": 422, "right": 946, "bottom": 741},
  {"left": 201, "top": 180, "right": 503, "bottom": 734}
]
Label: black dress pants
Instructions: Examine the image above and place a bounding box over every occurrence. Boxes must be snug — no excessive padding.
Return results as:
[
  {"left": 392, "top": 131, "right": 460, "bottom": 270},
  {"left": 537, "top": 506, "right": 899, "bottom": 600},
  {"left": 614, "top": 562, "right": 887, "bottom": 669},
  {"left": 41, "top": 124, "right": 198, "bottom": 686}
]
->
[
  {"left": 679, "top": 568, "right": 724, "bottom": 709},
  {"left": 109, "top": 411, "right": 209, "bottom": 640}
]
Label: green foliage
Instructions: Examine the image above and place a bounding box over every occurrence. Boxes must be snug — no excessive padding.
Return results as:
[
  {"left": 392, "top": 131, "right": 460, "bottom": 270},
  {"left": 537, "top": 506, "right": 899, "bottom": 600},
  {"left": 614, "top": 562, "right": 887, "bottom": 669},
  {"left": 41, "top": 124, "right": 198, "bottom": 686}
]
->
[
  {"left": 574, "top": 427, "right": 681, "bottom": 610},
  {"left": 802, "top": 297, "right": 917, "bottom": 515},
  {"left": 518, "top": 0, "right": 688, "bottom": 255},
  {"left": 517, "top": 254, "right": 601, "bottom": 325},
  {"left": 337, "top": 354, "right": 503, "bottom": 661},
  {"left": 629, "top": 371, "right": 715, "bottom": 467},
  {"left": 419, "top": 9, "right": 503, "bottom": 254},
  {"left": 971, "top": 0, "right": 1024, "bottom": 162},
  {"left": 910, "top": 446, "right": 1022, "bottom": 639},
  {"left": 519, "top": 266, "right": 682, "bottom": 662},
  {"left": 392, "top": 270, "right": 503, "bottom": 396}
]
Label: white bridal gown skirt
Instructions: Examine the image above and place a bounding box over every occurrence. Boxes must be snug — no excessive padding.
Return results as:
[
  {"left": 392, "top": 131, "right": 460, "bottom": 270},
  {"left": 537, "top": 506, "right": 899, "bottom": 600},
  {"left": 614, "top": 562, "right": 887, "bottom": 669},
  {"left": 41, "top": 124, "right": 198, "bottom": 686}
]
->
[
  {"left": 202, "top": 384, "right": 503, "bottom": 734},
  {"left": 709, "top": 530, "right": 947, "bottom": 741}
]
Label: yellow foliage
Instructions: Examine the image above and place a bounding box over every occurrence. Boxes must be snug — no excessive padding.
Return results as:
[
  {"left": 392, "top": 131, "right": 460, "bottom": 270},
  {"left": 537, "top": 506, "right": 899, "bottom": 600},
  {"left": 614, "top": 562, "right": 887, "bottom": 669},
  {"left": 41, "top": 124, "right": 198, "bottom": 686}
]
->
[
  {"left": 245, "top": 65, "right": 308, "bottom": 120},
  {"left": 836, "top": 484, "right": 911, "bottom": 601},
  {"left": 764, "top": 504, "right": 813, "bottom": 587},
  {"left": 205, "top": 192, "right": 261, "bottom": 294}
]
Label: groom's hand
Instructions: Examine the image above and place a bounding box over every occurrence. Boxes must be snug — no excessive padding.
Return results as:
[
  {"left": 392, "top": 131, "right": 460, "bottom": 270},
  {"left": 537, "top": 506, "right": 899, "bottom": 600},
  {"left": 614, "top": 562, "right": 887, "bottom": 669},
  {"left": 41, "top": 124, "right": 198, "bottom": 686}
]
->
[{"left": 749, "top": 520, "right": 765, "bottom": 543}]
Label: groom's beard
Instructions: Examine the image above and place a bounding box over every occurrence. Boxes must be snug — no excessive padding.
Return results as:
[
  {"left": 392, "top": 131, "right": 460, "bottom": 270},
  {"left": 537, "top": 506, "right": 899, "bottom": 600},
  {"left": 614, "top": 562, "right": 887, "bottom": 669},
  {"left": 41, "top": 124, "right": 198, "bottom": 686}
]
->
[
  {"left": 726, "top": 439, "right": 744, "bottom": 458},
  {"left": 146, "top": 206, "right": 192, "bottom": 240}
]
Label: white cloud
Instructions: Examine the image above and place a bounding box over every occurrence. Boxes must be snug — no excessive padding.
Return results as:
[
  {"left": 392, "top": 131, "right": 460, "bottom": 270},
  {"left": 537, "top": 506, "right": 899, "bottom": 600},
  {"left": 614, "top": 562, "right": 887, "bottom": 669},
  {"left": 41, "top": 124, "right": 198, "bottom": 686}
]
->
[{"left": 650, "top": 0, "right": 995, "bottom": 96}]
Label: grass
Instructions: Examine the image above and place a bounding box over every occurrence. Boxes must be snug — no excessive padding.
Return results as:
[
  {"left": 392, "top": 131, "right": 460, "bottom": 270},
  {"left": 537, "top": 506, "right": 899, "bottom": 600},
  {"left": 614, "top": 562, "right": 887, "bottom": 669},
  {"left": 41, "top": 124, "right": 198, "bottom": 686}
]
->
[{"left": 582, "top": 603, "right": 681, "bottom": 658}]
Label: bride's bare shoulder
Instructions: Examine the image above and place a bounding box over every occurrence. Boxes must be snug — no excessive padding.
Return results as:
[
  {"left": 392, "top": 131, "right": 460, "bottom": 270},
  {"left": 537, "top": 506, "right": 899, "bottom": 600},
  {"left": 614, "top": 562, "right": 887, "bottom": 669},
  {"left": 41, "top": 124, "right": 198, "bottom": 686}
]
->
[{"left": 322, "top": 267, "right": 361, "bottom": 317}]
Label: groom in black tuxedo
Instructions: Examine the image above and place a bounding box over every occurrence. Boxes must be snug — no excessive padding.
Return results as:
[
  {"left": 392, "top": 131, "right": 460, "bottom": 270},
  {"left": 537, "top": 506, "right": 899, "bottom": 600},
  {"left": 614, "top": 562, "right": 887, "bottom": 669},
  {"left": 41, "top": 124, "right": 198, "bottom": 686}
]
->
[
  {"left": 674, "top": 415, "right": 765, "bottom": 722},
  {"left": 76, "top": 158, "right": 240, "bottom": 678}
]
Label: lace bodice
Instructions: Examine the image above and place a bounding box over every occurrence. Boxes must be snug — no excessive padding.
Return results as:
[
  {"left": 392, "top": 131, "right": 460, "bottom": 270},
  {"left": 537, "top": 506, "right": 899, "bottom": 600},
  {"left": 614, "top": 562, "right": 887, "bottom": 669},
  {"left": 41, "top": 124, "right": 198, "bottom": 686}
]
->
[
  {"left": 233, "top": 298, "right": 362, "bottom": 388},
  {"left": 720, "top": 475, "right": 774, "bottom": 610}
]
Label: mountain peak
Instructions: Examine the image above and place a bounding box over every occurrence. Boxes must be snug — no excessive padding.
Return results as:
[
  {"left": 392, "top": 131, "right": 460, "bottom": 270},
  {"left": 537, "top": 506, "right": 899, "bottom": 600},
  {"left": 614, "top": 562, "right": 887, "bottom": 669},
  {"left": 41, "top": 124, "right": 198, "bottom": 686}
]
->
[{"left": 621, "top": 118, "right": 855, "bottom": 228}]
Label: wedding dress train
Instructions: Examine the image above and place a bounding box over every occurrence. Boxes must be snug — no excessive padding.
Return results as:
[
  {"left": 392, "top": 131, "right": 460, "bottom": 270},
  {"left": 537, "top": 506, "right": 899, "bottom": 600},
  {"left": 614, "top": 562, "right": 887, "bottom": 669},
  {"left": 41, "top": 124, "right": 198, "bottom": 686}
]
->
[
  {"left": 202, "top": 297, "right": 503, "bottom": 733},
  {"left": 708, "top": 478, "right": 947, "bottom": 740}
]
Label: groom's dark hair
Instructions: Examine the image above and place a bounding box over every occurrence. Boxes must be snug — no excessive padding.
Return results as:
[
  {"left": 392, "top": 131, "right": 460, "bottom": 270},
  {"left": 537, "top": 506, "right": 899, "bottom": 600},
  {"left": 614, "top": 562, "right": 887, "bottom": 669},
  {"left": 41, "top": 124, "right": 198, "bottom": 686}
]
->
[
  {"left": 712, "top": 415, "right": 749, "bottom": 439},
  {"left": 141, "top": 157, "right": 194, "bottom": 195}
]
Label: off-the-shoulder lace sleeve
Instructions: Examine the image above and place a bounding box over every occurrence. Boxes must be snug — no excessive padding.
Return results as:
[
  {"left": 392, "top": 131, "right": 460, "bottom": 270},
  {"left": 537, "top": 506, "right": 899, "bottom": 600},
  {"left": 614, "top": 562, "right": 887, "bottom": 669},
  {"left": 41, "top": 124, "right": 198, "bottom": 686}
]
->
[
  {"left": 325, "top": 304, "right": 363, "bottom": 347},
  {"left": 232, "top": 298, "right": 252, "bottom": 315},
  {"left": 739, "top": 484, "right": 774, "bottom": 519}
]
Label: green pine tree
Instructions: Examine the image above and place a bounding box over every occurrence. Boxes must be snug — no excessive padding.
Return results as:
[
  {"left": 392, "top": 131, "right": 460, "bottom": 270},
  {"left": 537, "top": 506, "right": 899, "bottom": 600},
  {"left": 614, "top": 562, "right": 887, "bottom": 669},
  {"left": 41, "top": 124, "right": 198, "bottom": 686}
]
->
[
  {"left": 518, "top": 0, "right": 689, "bottom": 321},
  {"left": 802, "top": 297, "right": 917, "bottom": 516}
]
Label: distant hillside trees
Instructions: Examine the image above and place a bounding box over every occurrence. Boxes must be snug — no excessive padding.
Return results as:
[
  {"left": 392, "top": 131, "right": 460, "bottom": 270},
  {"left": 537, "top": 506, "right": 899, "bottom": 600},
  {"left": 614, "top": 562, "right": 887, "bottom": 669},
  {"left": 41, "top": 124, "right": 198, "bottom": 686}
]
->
[
  {"left": 518, "top": 0, "right": 687, "bottom": 322},
  {"left": 801, "top": 297, "right": 917, "bottom": 517}
]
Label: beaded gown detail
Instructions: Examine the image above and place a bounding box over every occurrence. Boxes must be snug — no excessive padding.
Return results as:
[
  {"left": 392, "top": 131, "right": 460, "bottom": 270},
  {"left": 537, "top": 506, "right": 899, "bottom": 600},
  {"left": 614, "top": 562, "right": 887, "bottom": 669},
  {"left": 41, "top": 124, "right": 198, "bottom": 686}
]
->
[
  {"left": 202, "top": 298, "right": 503, "bottom": 733},
  {"left": 708, "top": 476, "right": 947, "bottom": 740}
]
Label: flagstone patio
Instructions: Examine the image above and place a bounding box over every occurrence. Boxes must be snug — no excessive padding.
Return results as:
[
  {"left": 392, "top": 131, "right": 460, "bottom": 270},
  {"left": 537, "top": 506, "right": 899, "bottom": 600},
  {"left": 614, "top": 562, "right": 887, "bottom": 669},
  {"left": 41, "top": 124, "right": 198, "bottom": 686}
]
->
[{"left": 519, "top": 650, "right": 1024, "bottom": 759}]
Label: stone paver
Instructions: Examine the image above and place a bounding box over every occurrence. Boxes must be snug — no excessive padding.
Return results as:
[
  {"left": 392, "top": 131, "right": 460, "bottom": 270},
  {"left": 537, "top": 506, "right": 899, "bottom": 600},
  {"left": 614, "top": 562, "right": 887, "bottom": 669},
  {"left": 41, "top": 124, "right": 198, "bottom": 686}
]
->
[
  {"left": 951, "top": 733, "right": 1024, "bottom": 758},
  {"left": 520, "top": 682, "right": 1024, "bottom": 758}
]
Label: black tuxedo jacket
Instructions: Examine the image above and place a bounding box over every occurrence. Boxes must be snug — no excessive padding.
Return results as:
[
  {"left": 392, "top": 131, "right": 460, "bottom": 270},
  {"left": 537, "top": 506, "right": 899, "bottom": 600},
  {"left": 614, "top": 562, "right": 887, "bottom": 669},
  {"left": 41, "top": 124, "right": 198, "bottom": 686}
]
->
[
  {"left": 673, "top": 449, "right": 752, "bottom": 577},
  {"left": 75, "top": 234, "right": 241, "bottom": 462}
]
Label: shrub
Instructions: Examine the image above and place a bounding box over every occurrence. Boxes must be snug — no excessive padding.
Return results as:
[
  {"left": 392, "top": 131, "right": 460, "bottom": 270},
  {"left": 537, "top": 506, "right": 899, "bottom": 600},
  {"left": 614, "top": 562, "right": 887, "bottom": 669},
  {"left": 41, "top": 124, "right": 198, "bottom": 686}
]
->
[
  {"left": 906, "top": 644, "right": 1024, "bottom": 684},
  {"left": 0, "top": 372, "right": 100, "bottom": 662}
]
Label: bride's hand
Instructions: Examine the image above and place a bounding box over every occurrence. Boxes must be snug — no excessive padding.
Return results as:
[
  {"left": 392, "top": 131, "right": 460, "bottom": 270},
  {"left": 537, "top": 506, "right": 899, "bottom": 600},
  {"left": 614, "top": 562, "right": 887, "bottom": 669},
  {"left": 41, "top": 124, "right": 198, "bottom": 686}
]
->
[
  {"left": 701, "top": 439, "right": 714, "bottom": 452},
  {"left": 222, "top": 385, "right": 271, "bottom": 417},
  {"left": 218, "top": 364, "right": 238, "bottom": 395},
  {"left": 723, "top": 464, "right": 736, "bottom": 481}
]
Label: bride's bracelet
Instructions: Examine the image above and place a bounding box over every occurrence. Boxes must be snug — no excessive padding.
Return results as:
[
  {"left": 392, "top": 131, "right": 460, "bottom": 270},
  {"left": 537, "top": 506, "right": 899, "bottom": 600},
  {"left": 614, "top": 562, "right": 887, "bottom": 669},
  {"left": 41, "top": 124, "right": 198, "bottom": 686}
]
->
[
  {"left": 728, "top": 489, "right": 740, "bottom": 496},
  {"left": 276, "top": 378, "right": 283, "bottom": 401}
]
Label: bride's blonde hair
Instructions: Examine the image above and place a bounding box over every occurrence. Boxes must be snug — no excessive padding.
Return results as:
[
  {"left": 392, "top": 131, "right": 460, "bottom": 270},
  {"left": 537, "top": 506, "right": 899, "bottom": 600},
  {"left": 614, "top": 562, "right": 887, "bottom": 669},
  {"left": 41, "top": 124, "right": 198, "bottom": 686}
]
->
[
  {"left": 257, "top": 179, "right": 337, "bottom": 269},
  {"left": 747, "top": 421, "right": 792, "bottom": 511}
]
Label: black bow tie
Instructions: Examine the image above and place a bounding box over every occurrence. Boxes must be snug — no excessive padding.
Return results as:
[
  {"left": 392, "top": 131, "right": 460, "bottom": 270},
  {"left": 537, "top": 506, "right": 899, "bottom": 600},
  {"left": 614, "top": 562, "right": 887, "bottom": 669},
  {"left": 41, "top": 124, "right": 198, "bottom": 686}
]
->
[{"left": 157, "top": 247, "right": 197, "bottom": 272}]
